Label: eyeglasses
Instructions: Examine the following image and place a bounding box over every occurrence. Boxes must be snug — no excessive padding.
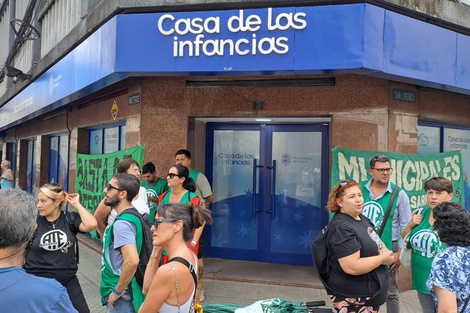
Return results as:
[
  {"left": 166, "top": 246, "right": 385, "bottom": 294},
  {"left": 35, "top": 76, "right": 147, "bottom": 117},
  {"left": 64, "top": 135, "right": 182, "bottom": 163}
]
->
[
  {"left": 372, "top": 168, "right": 393, "bottom": 174},
  {"left": 152, "top": 218, "right": 178, "bottom": 228},
  {"left": 106, "top": 184, "right": 124, "bottom": 192},
  {"left": 166, "top": 173, "right": 181, "bottom": 179}
]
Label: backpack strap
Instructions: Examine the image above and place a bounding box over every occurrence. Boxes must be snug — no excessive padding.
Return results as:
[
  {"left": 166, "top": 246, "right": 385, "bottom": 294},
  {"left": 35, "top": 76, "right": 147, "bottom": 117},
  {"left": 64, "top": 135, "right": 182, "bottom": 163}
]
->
[
  {"left": 167, "top": 256, "right": 198, "bottom": 290},
  {"left": 378, "top": 185, "right": 399, "bottom": 237},
  {"left": 64, "top": 211, "right": 79, "bottom": 264}
]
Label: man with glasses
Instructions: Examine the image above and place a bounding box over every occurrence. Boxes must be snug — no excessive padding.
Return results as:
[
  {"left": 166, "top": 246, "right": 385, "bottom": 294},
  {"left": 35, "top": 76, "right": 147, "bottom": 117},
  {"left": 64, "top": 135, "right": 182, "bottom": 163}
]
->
[
  {"left": 100, "top": 173, "right": 145, "bottom": 313},
  {"left": 361, "top": 154, "right": 412, "bottom": 313},
  {"left": 94, "top": 158, "right": 149, "bottom": 238}
]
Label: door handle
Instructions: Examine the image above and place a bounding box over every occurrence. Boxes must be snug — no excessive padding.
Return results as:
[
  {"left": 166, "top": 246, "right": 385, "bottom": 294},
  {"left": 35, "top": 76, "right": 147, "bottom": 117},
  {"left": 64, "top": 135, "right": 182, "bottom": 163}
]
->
[
  {"left": 252, "top": 159, "right": 263, "bottom": 217},
  {"left": 267, "top": 160, "right": 277, "bottom": 220}
]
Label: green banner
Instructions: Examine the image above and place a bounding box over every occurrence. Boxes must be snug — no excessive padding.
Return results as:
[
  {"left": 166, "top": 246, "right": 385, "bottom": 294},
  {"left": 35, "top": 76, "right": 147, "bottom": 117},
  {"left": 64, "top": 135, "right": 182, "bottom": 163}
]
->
[
  {"left": 75, "top": 145, "right": 144, "bottom": 238},
  {"left": 332, "top": 147, "right": 464, "bottom": 211}
]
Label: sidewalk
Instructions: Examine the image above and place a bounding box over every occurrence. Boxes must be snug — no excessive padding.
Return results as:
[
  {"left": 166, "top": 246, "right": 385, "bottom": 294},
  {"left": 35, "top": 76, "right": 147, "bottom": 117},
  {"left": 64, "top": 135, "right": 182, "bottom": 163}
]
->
[{"left": 77, "top": 234, "right": 422, "bottom": 312}]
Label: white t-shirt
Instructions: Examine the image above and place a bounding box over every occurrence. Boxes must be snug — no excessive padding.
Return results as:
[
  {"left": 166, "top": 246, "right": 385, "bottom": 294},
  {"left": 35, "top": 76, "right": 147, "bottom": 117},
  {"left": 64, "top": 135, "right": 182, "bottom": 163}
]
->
[{"left": 107, "top": 186, "right": 149, "bottom": 225}]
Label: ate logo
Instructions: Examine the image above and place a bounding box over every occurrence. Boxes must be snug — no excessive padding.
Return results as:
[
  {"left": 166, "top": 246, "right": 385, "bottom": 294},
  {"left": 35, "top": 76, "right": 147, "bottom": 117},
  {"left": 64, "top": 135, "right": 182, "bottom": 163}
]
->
[
  {"left": 39, "top": 229, "right": 72, "bottom": 253},
  {"left": 146, "top": 189, "right": 158, "bottom": 209},
  {"left": 362, "top": 201, "right": 384, "bottom": 230},
  {"left": 410, "top": 229, "right": 443, "bottom": 258}
]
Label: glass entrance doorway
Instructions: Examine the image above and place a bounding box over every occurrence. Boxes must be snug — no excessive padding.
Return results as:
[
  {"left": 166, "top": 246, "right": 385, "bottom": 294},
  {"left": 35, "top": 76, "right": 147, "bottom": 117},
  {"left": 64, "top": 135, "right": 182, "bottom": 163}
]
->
[{"left": 205, "top": 123, "right": 329, "bottom": 265}]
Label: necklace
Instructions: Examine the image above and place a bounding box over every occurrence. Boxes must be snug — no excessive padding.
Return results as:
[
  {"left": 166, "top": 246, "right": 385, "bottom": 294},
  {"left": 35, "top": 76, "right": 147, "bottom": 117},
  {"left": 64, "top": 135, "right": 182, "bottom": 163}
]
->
[{"left": 48, "top": 211, "right": 61, "bottom": 229}]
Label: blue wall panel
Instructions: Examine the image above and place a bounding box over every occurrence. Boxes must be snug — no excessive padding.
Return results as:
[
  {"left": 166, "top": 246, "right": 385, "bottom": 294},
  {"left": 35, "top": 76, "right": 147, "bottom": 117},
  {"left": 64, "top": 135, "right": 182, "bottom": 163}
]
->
[
  {"left": 456, "top": 34, "right": 470, "bottom": 89},
  {"left": 2, "top": 4, "right": 470, "bottom": 130},
  {"left": 383, "top": 11, "right": 457, "bottom": 86}
]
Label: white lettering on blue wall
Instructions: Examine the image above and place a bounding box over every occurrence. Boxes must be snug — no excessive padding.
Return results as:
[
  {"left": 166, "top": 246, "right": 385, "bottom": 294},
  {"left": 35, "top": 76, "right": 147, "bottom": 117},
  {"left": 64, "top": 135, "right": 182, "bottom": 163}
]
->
[{"left": 158, "top": 8, "right": 307, "bottom": 57}]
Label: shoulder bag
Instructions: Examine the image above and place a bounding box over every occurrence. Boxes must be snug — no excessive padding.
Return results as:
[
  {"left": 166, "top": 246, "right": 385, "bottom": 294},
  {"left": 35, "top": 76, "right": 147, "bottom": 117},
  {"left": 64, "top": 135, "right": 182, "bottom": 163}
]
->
[
  {"left": 399, "top": 231, "right": 412, "bottom": 268},
  {"left": 377, "top": 185, "right": 399, "bottom": 237}
]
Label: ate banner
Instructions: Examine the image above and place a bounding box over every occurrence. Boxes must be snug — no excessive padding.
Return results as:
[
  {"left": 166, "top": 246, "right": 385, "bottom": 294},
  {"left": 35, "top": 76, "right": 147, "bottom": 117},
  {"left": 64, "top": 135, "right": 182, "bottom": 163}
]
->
[
  {"left": 75, "top": 145, "right": 144, "bottom": 238},
  {"left": 331, "top": 147, "right": 465, "bottom": 211}
]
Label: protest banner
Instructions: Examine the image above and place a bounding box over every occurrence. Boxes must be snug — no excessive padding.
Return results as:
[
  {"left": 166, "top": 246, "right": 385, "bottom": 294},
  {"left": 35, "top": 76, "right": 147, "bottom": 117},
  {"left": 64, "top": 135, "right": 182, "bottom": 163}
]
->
[
  {"left": 75, "top": 145, "right": 144, "bottom": 238},
  {"left": 332, "top": 147, "right": 465, "bottom": 211}
]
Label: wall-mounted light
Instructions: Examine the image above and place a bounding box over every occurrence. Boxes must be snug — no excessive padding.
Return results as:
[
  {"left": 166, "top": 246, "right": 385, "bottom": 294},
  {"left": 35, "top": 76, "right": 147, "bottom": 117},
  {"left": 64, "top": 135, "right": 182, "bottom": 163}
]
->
[
  {"left": 255, "top": 118, "right": 272, "bottom": 122},
  {"left": 4, "top": 65, "right": 31, "bottom": 83}
]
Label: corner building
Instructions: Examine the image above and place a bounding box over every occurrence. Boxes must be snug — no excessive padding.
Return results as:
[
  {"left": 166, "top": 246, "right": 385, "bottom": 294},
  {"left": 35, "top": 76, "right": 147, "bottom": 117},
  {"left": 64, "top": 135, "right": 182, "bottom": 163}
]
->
[{"left": 1, "top": 0, "right": 470, "bottom": 275}]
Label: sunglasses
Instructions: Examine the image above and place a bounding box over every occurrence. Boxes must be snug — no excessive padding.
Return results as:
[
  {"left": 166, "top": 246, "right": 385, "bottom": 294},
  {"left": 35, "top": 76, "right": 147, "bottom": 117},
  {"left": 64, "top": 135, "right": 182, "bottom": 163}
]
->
[
  {"left": 107, "top": 184, "right": 124, "bottom": 192},
  {"left": 336, "top": 180, "right": 349, "bottom": 196},
  {"left": 166, "top": 173, "right": 181, "bottom": 179},
  {"left": 152, "top": 218, "right": 178, "bottom": 228}
]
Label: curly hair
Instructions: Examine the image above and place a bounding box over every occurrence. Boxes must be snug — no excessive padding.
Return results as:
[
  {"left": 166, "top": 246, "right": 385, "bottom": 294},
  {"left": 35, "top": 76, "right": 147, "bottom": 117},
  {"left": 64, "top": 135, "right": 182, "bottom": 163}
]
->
[
  {"left": 433, "top": 202, "right": 470, "bottom": 247},
  {"left": 326, "top": 180, "right": 361, "bottom": 213}
]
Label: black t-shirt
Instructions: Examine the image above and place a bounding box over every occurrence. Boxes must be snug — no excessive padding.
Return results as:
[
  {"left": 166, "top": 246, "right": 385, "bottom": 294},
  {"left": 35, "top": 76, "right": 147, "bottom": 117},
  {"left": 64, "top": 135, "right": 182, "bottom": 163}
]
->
[
  {"left": 24, "top": 211, "right": 82, "bottom": 284},
  {"left": 326, "top": 212, "right": 388, "bottom": 306}
]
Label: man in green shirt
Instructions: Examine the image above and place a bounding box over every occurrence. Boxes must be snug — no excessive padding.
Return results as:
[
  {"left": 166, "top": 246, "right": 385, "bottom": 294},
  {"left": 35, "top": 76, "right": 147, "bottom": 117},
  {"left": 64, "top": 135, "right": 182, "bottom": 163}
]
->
[
  {"left": 361, "top": 154, "right": 411, "bottom": 313},
  {"left": 140, "top": 162, "right": 168, "bottom": 222}
]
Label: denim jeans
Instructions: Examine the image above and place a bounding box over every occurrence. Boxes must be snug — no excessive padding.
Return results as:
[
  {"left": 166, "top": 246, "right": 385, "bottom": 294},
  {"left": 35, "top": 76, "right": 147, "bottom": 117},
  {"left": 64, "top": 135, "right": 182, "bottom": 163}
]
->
[{"left": 106, "top": 297, "right": 135, "bottom": 313}]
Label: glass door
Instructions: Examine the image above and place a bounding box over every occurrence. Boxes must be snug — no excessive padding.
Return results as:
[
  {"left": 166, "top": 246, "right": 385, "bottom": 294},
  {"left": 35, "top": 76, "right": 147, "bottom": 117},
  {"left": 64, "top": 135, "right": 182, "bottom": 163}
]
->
[{"left": 205, "top": 123, "right": 329, "bottom": 265}]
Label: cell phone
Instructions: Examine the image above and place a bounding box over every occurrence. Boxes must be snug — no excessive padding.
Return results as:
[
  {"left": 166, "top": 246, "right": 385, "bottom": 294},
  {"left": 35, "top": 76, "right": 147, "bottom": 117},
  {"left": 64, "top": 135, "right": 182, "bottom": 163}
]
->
[{"left": 416, "top": 208, "right": 424, "bottom": 215}]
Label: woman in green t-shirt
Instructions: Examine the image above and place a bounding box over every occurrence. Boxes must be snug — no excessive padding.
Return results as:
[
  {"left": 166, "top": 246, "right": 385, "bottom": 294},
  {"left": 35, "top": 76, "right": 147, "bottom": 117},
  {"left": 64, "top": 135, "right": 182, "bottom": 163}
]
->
[{"left": 401, "top": 177, "right": 452, "bottom": 313}]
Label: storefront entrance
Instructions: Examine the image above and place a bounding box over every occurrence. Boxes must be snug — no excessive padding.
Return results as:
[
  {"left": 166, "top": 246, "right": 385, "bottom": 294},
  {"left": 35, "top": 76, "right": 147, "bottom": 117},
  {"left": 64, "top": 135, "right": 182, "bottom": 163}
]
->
[{"left": 205, "top": 123, "right": 330, "bottom": 265}]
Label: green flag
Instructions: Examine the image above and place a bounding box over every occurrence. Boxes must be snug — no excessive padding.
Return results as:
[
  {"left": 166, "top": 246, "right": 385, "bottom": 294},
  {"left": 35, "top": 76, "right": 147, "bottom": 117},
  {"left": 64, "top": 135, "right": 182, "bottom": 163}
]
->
[
  {"left": 331, "top": 147, "right": 464, "bottom": 211},
  {"left": 75, "top": 145, "right": 144, "bottom": 238}
]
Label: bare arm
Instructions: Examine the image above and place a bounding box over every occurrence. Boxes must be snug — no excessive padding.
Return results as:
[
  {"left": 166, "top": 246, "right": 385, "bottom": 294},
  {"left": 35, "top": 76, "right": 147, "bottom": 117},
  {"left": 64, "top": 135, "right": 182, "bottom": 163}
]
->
[
  {"left": 67, "top": 193, "right": 97, "bottom": 232},
  {"left": 434, "top": 286, "right": 458, "bottom": 313},
  {"left": 338, "top": 247, "right": 394, "bottom": 275},
  {"left": 401, "top": 209, "right": 423, "bottom": 238},
  {"left": 148, "top": 196, "right": 159, "bottom": 203},
  {"left": 107, "top": 243, "right": 139, "bottom": 309},
  {"left": 5, "top": 169, "right": 14, "bottom": 181},
  {"left": 138, "top": 265, "right": 174, "bottom": 313},
  {"left": 204, "top": 195, "right": 213, "bottom": 207},
  {"left": 192, "top": 223, "right": 205, "bottom": 245},
  {"left": 143, "top": 247, "right": 163, "bottom": 295},
  {"left": 94, "top": 198, "right": 112, "bottom": 237}
]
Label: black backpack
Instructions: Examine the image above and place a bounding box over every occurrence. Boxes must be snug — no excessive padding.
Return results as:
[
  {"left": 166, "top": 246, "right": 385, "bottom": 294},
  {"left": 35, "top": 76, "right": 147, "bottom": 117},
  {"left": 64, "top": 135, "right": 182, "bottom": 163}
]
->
[
  {"left": 113, "top": 208, "right": 153, "bottom": 286},
  {"left": 312, "top": 220, "right": 337, "bottom": 295}
]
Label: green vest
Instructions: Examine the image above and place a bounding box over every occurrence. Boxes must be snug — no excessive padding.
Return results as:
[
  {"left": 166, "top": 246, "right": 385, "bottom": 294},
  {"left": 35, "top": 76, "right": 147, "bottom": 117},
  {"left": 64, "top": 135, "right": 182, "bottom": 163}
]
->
[
  {"left": 407, "top": 206, "right": 446, "bottom": 294},
  {"left": 361, "top": 181, "right": 398, "bottom": 251},
  {"left": 160, "top": 190, "right": 198, "bottom": 205},
  {"left": 142, "top": 178, "right": 169, "bottom": 222},
  {"left": 100, "top": 209, "right": 145, "bottom": 311}
]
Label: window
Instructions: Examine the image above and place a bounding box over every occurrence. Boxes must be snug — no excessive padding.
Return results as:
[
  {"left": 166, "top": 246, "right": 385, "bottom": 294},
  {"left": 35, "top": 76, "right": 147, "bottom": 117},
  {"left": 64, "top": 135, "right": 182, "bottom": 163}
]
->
[
  {"left": 418, "top": 122, "right": 470, "bottom": 175},
  {"left": 6, "top": 142, "right": 17, "bottom": 187},
  {"left": 49, "top": 134, "right": 69, "bottom": 190},
  {"left": 25, "top": 139, "right": 36, "bottom": 193},
  {"left": 88, "top": 123, "right": 126, "bottom": 154}
]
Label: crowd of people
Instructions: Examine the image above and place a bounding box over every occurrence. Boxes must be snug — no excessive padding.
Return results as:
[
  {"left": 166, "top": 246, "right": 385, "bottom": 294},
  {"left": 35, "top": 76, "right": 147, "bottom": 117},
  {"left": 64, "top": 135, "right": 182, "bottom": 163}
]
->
[
  {"left": 0, "top": 148, "right": 213, "bottom": 313},
  {"left": 319, "top": 154, "right": 470, "bottom": 313},
  {"left": 0, "top": 148, "right": 469, "bottom": 313}
]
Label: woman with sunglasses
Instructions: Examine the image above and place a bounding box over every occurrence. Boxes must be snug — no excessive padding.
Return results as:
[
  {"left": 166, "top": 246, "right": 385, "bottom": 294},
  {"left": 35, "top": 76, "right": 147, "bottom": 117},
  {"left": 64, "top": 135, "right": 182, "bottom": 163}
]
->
[
  {"left": 24, "top": 183, "right": 97, "bottom": 313},
  {"left": 323, "top": 180, "right": 394, "bottom": 313},
  {"left": 138, "top": 203, "right": 212, "bottom": 313},
  {"left": 158, "top": 165, "right": 204, "bottom": 258}
]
